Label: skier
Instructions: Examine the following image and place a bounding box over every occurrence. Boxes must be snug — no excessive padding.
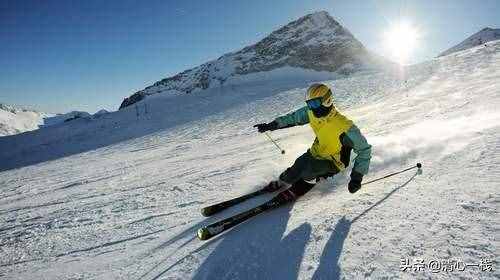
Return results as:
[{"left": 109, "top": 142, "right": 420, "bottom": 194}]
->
[
  {"left": 254, "top": 83, "right": 372, "bottom": 196},
  {"left": 200, "top": 95, "right": 422, "bottom": 240}
]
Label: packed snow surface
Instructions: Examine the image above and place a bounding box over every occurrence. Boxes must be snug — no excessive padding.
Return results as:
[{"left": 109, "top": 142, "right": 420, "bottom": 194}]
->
[{"left": 0, "top": 42, "right": 499, "bottom": 279}]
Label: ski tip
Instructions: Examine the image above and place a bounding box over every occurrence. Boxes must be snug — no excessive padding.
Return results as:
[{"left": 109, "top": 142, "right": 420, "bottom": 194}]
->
[
  {"left": 197, "top": 228, "right": 211, "bottom": 241},
  {"left": 416, "top": 163, "right": 422, "bottom": 168},
  {"left": 201, "top": 208, "right": 212, "bottom": 217}
]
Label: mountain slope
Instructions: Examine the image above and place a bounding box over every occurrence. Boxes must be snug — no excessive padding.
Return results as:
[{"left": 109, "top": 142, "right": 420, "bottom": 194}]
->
[
  {"left": 0, "top": 40, "right": 498, "bottom": 279},
  {"left": 0, "top": 103, "right": 51, "bottom": 136},
  {"left": 439, "top": 27, "right": 500, "bottom": 56},
  {"left": 119, "top": 11, "right": 389, "bottom": 109}
]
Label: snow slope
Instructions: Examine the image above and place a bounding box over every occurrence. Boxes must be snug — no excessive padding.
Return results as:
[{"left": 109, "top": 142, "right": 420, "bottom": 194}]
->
[
  {"left": 0, "top": 104, "right": 51, "bottom": 136},
  {"left": 439, "top": 27, "right": 500, "bottom": 57},
  {"left": 0, "top": 41, "right": 499, "bottom": 279}
]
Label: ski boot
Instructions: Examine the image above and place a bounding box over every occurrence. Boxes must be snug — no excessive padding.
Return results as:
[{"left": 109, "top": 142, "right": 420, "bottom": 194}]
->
[{"left": 263, "top": 179, "right": 291, "bottom": 193}]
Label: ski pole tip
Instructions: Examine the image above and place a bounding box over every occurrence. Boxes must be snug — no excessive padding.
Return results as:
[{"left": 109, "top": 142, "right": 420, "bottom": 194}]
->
[{"left": 416, "top": 163, "right": 422, "bottom": 168}]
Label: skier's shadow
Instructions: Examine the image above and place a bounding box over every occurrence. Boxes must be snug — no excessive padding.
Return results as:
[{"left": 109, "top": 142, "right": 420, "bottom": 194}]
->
[
  {"left": 193, "top": 203, "right": 312, "bottom": 280},
  {"left": 193, "top": 172, "right": 417, "bottom": 279},
  {"left": 312, "top": 172, "right": 418, "bottom": 280}
]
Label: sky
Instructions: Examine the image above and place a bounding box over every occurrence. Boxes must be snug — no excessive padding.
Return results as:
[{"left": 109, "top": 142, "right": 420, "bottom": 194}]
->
[{"left": 1, "top": 0, "right": 499, "bottom": 113}]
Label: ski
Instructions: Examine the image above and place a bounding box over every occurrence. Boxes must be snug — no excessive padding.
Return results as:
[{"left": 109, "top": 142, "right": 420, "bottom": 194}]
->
[
  {"left": 197, "top": 180, "right": 315, "bottom": 241},
  {"left": 197, "top": 189, "right": 296, "bottom": 240},
  {"left": 200, "top": 184, "right": 277, "bottom": 217}
]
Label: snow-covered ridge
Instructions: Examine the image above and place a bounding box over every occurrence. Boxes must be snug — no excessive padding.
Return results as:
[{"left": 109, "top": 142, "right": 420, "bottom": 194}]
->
[
  {"left": 439, "top": 27, "right": 500, "bottom": 57},
  {"left": 0, "top": 103, "right": 37, "bottom": 115},
  {"left": 0, "top": 103, "right": 50, "bottom": 136},
  {"left": 42, "top": 111, "right": 92, "bottom": 126},
  {"left": 119, "top": 11, "right": 389, "bottom": 109},
  {"left": 0, "top": 104, "right": 108, "bottom": 137}
]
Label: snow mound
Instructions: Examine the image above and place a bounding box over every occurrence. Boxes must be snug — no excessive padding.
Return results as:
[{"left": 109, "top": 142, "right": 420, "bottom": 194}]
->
[{"left": 94, "top": 109, "right": 110, "bottom": 117}]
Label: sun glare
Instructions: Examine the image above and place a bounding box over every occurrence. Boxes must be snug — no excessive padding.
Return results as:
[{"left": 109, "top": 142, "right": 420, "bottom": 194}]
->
[{"left": 383, "top": 21, "right": 420, "bottom": 64}]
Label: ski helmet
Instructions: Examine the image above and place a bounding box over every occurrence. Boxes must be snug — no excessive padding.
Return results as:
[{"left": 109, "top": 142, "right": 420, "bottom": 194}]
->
[
  {"left": 306, "top": 83, "right": 333, "bottom": 107},
  {"left": 305, "top": 83, "right": 334, "bottom": 117}
]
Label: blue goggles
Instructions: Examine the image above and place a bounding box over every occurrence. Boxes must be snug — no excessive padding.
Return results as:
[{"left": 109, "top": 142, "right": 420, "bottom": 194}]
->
[{"left": 306, "top": 98, "right": 323, "bottom": 110}]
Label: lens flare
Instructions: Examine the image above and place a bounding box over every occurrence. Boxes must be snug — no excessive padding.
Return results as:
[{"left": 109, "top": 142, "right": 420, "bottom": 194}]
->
[{"left": 383, "top": 21, "right": 420, "bottom": 64}]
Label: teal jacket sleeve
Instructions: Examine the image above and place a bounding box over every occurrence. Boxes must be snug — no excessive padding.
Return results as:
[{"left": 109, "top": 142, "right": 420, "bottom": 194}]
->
[
  {"left": 274, "top": 106, "right": 310, "bottom": 128},
  {"left": 344, "top": 125, "right": 371, "bottom": 176}
]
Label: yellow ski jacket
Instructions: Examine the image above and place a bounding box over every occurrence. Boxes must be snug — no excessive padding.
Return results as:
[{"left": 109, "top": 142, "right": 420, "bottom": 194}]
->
[{"left": 274, "top": 106, "right": 371, "bottom": 175}]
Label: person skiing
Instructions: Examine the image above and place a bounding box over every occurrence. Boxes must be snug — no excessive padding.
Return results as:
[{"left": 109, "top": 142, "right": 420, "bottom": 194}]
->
[{"left": 254, "top": 83, "right": 371, "bottom": 196}]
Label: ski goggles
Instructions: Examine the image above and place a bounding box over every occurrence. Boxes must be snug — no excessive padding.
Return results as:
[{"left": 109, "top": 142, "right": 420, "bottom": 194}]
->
[{"left": 306, "top": 98, "right": 323, "bottom": 110}]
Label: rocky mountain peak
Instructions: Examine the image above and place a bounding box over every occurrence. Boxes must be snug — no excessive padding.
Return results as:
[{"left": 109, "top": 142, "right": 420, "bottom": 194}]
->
[
  {"left": 119, "top": 11, "right": 383, "bottom": 109},
  {"left": 272, "top": 10, "right": 342, "bottom": 35}
]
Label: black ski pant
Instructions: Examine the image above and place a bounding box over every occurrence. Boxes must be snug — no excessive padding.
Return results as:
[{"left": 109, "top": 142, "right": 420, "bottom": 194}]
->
[{"left": 279, "top": 150, "right": 339, "bottom": 187}]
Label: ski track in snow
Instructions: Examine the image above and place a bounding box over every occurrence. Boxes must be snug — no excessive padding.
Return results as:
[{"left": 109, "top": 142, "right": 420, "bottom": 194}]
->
[{"left": 0, "top": 42, "right": 499, "bottom": 279}]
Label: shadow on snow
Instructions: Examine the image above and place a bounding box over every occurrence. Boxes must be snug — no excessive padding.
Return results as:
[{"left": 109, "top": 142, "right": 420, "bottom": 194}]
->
[
  {"left": 312, "top": 171, "right": 418, "bottom": 280},
  {"left": 193, "top": 204, "right": 310, "bottom": 280},
  {"left": 189, "top": 171, "right": 418, "bottom": 280}
]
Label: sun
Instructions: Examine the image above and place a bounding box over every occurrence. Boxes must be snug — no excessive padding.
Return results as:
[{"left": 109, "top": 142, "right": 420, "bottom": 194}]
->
[{"left": 383, "top": 21, "right": 420, "bottom": 64}]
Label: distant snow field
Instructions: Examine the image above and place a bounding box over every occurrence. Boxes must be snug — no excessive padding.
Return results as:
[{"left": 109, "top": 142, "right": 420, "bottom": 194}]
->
[
  {"left": 0, "top": 41, "right": 499, "bottom": 280},
  {"left": 0, "top": 104, "right": 51, "bottom": 136},
  {"left": 0, "top": 104, "right": 102, "bottom": 137}
]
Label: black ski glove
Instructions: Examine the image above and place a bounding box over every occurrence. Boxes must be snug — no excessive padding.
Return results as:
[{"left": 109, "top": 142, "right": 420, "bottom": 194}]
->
[
  {"left": 348, "top": 170, "right": 363, "bottom": 194},
  {"left": 253, "top": 121, "right": 278, "bottom": 133}
]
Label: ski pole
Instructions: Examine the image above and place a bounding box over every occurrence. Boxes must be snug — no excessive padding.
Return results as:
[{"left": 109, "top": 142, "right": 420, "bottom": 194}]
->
[
  {"left": 264, "top": 132, "right": 286, "bottom": 154},
  {"left": 362, "top": 163, "right": 422, "bottom": 186}
]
